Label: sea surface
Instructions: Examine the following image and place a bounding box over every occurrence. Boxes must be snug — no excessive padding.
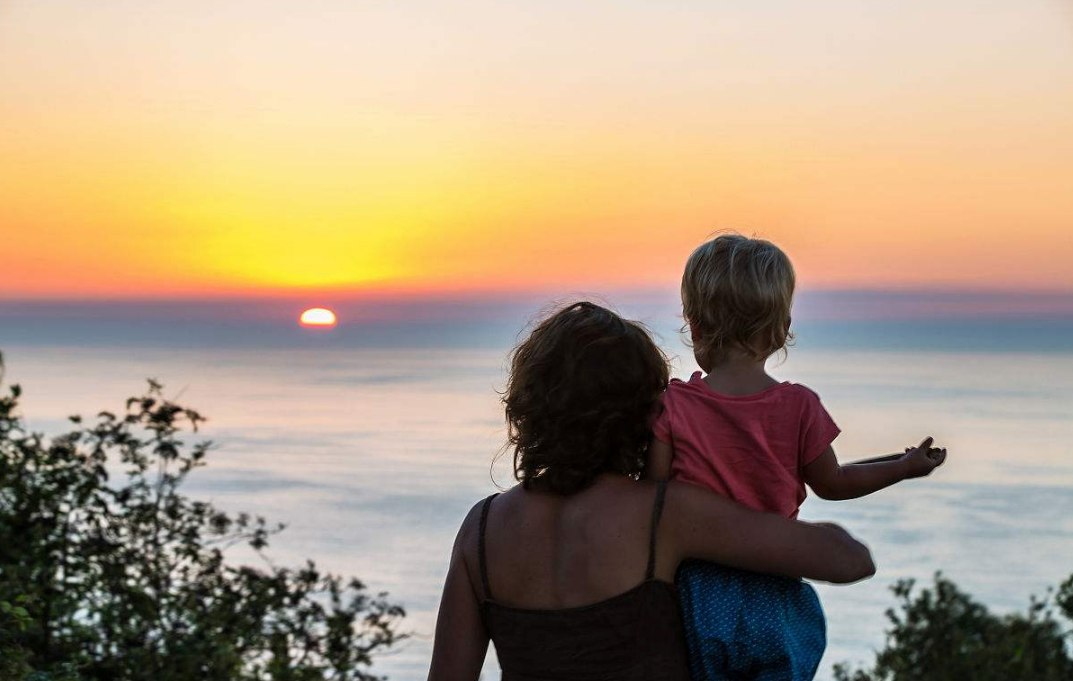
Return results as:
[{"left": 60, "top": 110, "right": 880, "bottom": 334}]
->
[{"left": 2, "top": 294, "right": 1071, "bottom": 680}]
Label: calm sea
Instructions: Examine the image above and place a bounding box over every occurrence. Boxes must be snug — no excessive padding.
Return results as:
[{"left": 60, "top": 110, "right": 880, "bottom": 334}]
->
[{"left": 2, "top": 293, "right": 1071, "bottom": 680}]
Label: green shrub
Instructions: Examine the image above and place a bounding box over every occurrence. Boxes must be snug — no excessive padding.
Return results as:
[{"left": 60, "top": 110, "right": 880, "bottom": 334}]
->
[
  {"left": 0, "top": 351, "right": 404, "bottom": 680},
  {"left": 835, "top": 572, "right": 1073, "bottom": 681}
]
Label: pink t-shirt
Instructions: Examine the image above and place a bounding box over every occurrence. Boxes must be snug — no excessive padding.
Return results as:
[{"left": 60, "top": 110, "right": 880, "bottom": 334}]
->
[{"left": 652, "top": 371, "right": 840, "bottom": 518}]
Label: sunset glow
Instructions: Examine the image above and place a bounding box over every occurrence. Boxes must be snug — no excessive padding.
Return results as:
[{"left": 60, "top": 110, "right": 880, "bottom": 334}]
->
[
  {"left": 299, "top": 308, "right": 338, "bottom": 327},
  {"left": 1, "top": 1, "right": 1071, "bottom": 300}
]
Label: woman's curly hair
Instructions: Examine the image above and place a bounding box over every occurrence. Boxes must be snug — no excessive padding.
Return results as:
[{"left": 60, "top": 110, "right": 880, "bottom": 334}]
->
[{"left": 502, "top": 301, "right": 670, "bottom": 495}]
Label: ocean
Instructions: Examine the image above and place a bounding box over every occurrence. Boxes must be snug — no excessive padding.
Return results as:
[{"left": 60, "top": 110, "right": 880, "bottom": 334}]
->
[{"left": 1, "top": 291, "right": 1071, "bottom": 680}]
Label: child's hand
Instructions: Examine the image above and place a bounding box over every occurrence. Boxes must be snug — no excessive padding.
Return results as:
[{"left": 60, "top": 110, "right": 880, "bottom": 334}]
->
[{"left": 901, "top": 436, "right": 947, "bottom": 479}]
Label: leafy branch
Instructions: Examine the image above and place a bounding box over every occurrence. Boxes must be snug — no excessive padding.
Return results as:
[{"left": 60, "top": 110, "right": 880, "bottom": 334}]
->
[{"left": 0, "top": 351, "right": 405, "bottom": 681}]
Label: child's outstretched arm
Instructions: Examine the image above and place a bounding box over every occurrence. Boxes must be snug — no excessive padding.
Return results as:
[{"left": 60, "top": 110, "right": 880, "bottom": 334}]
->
[
  {"left": 645, "top": 437, "right": 674, "bottom": 481},
  {"left": 803, "top": 436, "right": 946, "bottom": 501}
]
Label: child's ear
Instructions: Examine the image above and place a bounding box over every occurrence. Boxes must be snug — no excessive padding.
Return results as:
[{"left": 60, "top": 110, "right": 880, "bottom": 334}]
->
[{"left": 689, "top": 323, "right": 702, "bottom": 344}]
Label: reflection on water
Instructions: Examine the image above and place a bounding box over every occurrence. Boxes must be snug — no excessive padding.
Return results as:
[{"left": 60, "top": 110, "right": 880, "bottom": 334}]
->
[{"left": 2, "top": 336, "right": 1071, "bottom": 680}]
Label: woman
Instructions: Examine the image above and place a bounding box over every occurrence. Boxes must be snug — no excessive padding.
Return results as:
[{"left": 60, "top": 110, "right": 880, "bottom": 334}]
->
[{"left": 427, "top": 302, "right": 875, "bottom": 681}]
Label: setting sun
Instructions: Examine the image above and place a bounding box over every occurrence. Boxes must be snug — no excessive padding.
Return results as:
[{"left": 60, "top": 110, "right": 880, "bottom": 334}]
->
[{"left": 299, "top": 307, "right": 337, "bottom": 327}]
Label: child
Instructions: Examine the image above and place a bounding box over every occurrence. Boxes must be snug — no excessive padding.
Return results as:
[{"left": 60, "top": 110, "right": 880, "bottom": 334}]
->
[{"left": 648, "top": 234, "right": 946, "bottom": 681}]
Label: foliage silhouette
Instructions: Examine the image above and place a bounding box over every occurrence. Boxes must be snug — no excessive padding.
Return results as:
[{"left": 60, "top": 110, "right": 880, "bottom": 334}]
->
[
  {"left": 835, "top": 572, "right": 1073, "bottom": 681},
  {"left": 0, "top": 351, "right": 405, "bottom": 680}
]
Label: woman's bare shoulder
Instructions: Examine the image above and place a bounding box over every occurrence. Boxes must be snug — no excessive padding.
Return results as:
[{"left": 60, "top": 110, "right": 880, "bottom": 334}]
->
[
  {"left": 455, "top": 492, "right": 500, "bottom": 548},
  {"left": 457, "top": 498, "right": 485, "bottom": 538},
  {"left": 449, "top": 493, "right": 502, "bottom": 601}
]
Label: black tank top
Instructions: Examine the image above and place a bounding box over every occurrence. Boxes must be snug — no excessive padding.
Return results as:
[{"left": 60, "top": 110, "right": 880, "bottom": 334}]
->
[{"left": 478, "top": 482, "right": 692, "bottom": 681}]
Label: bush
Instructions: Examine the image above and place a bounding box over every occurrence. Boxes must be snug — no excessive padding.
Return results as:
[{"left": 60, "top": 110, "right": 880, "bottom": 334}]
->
[
  {"left": 0, "top": 351, "right": 405, "bottom": 680},
  {"left": 835, "top": 572, "right": 1073, "bottom": 681}
]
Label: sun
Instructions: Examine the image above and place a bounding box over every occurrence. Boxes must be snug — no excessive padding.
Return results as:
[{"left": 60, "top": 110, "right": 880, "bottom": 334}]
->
[{"left": 299, "top": 307, "right": 338, "bottom": 327}]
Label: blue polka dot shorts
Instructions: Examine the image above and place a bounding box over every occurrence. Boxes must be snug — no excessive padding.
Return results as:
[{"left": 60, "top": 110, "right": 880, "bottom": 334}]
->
[{"left": 677, "top": 559, "right": 826, "bottom": 681}]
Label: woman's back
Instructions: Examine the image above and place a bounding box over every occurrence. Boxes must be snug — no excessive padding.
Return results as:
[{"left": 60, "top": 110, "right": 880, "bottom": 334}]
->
[{"left": 472, "top": 476, "right": 690, "bottom": 681}]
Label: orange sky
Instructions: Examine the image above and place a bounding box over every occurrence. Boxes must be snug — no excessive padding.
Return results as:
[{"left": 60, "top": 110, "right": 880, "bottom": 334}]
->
[{"left": 2, "top": 1, "right": 1072, "bottom": 299}]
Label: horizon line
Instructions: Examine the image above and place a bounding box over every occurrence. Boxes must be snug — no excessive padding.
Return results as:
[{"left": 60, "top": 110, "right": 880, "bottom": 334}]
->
[
  {"left": 2, "top": 283, "right": 1072, "bottom": 305},
  {"left": 1, "top": 286, "right": 1072, "bottom": 325}
]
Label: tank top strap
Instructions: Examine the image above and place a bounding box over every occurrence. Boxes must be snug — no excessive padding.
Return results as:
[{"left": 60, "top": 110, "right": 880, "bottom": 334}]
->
[
  {"left": 645, "top": 481, "right": 668, "bottom": 580},
  {"left": 477, "top": 493, "right": 500, "bottom": 600}
]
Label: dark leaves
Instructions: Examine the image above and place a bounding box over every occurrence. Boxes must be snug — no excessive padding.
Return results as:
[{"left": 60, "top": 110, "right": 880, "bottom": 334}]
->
[
  {"left": 0, "top": 355, "right": 405, "bottom": 681},
  {"left": 835, "top": 573, "right": 1073, "bottom": 681}
]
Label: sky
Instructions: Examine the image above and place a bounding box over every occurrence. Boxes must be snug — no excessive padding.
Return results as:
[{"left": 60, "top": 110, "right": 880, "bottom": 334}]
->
[{"left": 1, "top": 0, "right": 1072, "bottom": 300}]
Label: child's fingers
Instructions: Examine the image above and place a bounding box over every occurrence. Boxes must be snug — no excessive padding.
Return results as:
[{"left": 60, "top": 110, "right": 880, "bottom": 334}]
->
[{"left": 927, "top": 447, "right": 947, "bottom": 467}]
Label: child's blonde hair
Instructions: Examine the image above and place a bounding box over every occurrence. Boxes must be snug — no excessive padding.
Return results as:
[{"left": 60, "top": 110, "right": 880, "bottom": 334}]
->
[{"left": 681, "top": 233, "right": 795, "bottom": 366}]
